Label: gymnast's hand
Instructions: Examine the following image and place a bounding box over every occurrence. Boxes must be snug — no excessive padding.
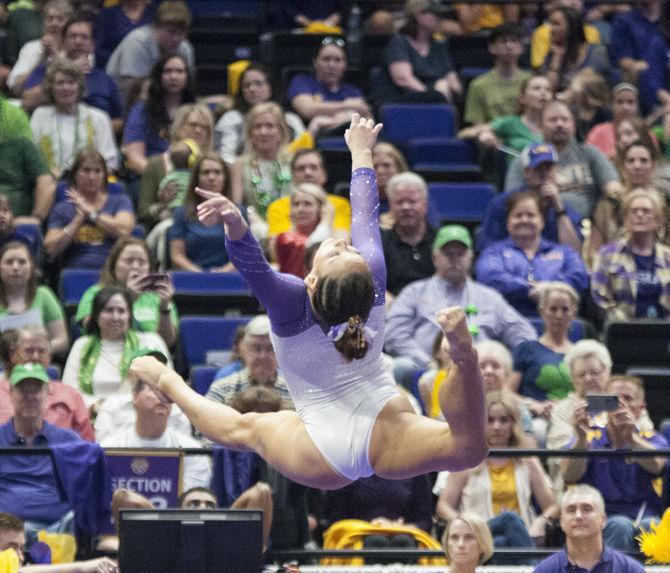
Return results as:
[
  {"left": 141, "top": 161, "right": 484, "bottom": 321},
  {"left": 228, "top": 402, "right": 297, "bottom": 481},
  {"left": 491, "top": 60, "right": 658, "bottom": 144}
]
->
[
  {"left": 195, "top": 187, "right": 248, "bottom": 239},
  {"left": 435, "top": 307, "right": 475, "bottom": 364},
  {"left": 345, "top": 114, "right": 383, "bottom": 156},
  {"left": 128, "top": 356, "right": 174, "bottom": 404}
]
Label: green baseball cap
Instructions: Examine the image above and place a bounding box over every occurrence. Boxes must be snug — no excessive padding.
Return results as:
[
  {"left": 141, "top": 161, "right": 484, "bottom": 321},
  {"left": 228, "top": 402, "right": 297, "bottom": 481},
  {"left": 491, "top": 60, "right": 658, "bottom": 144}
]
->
[
  {"left": 433, "top": 225, "right": 473, "bottom": 251},
  {"left": 129, "top": 347, "right": 169, "bottom": 365},
  {"left": 10, "top": 363, "right": 49, "bottom": 386}
]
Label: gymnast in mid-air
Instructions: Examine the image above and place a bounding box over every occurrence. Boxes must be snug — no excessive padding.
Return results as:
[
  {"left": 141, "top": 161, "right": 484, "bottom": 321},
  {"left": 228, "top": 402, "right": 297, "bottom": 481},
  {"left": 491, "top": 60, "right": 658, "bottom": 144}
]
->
[{"left": 130, "top": 115, "right": 487, "bottom": 489}]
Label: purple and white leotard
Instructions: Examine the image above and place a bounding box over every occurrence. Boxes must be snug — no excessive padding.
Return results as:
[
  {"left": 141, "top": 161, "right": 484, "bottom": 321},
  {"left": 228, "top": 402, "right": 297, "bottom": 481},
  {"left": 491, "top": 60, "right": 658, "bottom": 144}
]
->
[{"left": 225, "top": 168, "right": 399, "bottom": 481}]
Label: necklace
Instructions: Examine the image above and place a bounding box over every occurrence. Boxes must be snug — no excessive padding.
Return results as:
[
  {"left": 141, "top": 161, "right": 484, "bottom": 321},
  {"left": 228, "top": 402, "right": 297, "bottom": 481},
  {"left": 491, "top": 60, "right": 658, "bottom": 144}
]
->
[
  {"left": 249, "top": 158, "right": 291, "bottom": 215},
  {"left": 54, "top": 105, "right": 81, "bottom": 171}
]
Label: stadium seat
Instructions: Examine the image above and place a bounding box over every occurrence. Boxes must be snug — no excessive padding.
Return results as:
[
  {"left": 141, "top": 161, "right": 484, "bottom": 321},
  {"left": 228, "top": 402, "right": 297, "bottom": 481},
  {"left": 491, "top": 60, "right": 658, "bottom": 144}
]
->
[
  {"left": 626, "top": 367, "right": 670, "bottom": 429},
  {"left": 406, "top": 138, "right": 479, "bottom": 170},
  {"left": 260, "top": 33, "right": 345, "bottom": 69},
  {"left": 189, "top": 366, "right": 220, "bottom": 396},
  {"left": 190, "top": 30, "right": 258, "bottom": 64},
  {"left": 171, "top": 272, "right": 259, "bottom": 316},
  {"left": 529, "top": 318, "right": 594, "bottom": 343},
  {"left": 380, "top": 104, "right": 457, "bottom": 144},
  {"left": 427, "top": 183, "right": 496, "bottom": 227},
  {"left": 59, "top": 269, "right": 100, "bottom": 308},
  {"left": 605, "top": 320, "right": 670, "bottom": 372},
  {"left": 179, "top": 316, "right": 252, "bottom": 370}
]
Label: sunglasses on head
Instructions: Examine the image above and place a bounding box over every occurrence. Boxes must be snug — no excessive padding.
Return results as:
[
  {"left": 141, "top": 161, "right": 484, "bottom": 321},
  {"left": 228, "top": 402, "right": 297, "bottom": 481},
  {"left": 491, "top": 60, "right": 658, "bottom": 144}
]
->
[{"left": 321, "top": 37, "right": 346, "bottom": 48}]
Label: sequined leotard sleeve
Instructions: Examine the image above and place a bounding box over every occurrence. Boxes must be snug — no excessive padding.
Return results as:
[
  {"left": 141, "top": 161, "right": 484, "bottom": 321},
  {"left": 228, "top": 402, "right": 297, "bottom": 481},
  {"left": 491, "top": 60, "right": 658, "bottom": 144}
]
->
[{"left": 225, "top": 167, "right": 385, "bottom": 336}]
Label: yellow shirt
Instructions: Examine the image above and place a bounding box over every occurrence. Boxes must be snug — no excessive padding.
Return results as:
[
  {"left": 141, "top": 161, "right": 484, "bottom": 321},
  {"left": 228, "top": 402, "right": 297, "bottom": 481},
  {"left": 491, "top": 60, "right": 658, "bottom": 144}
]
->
[
  {"left": 488, "top": 461, "right": 521, "bottom": 516},
  {"left": 266, "top": 194, "right": 352, "bottom": 236},
  {"left": 531, "top": 23, "right": 601, "bottom": 69},
  {"left": 0, "top": 549, "right": 18, "bottom": 573},
  {"left": 456, "top": 5, "right": 504, "bottom": 34}
]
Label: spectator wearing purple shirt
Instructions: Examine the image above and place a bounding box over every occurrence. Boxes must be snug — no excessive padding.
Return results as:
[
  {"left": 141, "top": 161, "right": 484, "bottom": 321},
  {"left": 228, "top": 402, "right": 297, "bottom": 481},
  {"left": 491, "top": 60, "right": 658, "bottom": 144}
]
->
[
  {"left": 534, "top": 485, "right": 644, "bottom": 573},
  {"left": 561, "top": 375, "right": 667, "bottom": 552},
  {"left": 0, "top": 364, "right": 80, "bottom": 539},
  {"left": 22, "top": 17, "right": 123, "bottom": 131},
  {"left": 475, "top": 191, "right": 589, "bottom": 317},
  {"left": 287, "top": 38, "right": 372, "bottom": 135}
]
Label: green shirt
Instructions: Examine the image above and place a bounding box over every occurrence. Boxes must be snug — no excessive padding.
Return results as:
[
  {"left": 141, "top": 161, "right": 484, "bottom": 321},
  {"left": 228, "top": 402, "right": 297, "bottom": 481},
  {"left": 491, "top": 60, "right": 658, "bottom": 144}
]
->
[
  {"left": 491, "top": 115, "right": 543, "bottom": 161},
  {"left": 0, "top": 285, "right": 65, "bottom": 327},
  {"left": 0, "top": 97, "right": 33, "bottom": 143},
  {"left": 0, "top": 137, "right": 49, "bottom": 216},
  {"left": 464, "top": 69, "right": 531, "bottom": 126},
  {"left": 76, "top": 284, "right": 179, "bottom": 333}
]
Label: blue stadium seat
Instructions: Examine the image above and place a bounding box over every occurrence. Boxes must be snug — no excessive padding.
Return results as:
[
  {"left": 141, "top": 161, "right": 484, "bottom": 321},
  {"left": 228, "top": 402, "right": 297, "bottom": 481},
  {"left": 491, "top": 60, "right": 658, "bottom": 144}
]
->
[
  {"left": 59, "top": 269, "right": 100, "bottom": 307},
  {"left": 529, "top": 318, "right": 590, "bottom": 343},
  {"left": 189, "top": 366, "right": 219, "bottom": 396},
  {"left": 380, "top": 104, "right": 456, "bottom": 144},
  {"left": 427, "top": 183, "right": 496, "bottom": 227},
  {"left": 171, "top": 271, "right": 250, "bottom": 293},
  {"left": 406, "top": 137, "right": 478, "bottom": 168},
  {"left": 180, "top": 316, "right": 251, "bottom": 370}
]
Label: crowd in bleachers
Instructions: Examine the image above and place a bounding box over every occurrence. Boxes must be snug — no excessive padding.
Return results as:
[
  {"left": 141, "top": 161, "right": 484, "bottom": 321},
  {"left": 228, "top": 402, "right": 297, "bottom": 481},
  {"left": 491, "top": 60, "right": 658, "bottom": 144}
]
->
[{"left": 1, "top": 0, "right": 670, "bottom": 570}]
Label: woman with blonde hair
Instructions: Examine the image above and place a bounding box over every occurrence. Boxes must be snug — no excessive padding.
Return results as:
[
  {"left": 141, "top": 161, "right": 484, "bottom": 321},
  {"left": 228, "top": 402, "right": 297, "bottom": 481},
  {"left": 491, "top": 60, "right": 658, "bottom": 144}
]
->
[
  {"left": 272, "top": 183, "right": 345, "bottom": 278},
  {"left": 230, "top": 102, "right": 292, "bottom": 219},
  {"left": 138, "top": 103, "right": 214, "bottom": 230},
  {"left": 442, "top": 512, "right": 494, "bottom": 572},
  {"left": 592, "top": 187, "right": 670, "bottom": 320},
  {"left": 436, "top": 391, "right": 558, "bottom": 551},
  {"left": 512, "top": 282, "right": 578, "bottom": 425}
]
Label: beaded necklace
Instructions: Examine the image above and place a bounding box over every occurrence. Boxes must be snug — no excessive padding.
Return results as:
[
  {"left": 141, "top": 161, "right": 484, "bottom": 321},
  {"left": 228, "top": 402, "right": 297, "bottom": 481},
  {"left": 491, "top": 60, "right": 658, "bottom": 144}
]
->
[{"left": 249, "top": 158, "right": 291, "bottom": 216}]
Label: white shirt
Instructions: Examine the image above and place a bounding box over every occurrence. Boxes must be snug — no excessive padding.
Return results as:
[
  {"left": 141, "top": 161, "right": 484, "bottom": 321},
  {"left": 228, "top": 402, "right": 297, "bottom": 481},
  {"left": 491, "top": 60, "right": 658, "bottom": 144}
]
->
[
  {"left": 7, "top": 39, "right": 43, "bottom": 90},
  {"left": 101, "top": 426, "right": 212, "bottom": 493},
  {"left": 62, "top": 331, "right": 171, "bottom": 406}
]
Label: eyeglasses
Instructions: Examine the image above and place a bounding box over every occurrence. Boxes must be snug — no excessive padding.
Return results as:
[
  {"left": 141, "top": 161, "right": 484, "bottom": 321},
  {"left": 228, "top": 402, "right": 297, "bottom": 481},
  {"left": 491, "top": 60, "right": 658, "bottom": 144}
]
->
[{"left": 321, "top": 37, "right": 345, "bottom": 48}]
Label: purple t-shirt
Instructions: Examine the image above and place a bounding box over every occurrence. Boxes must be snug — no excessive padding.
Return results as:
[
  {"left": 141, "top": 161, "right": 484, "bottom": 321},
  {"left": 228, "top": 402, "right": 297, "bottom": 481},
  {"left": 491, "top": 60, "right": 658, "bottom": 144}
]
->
[
  {"left": 287, "top": 74, "right": 363, "bottom": 108},
  {"left": 122, "top": 101, "right": 169, "bottom": 157},
  {"left": 568, "top": 427, "right": 667, "bottom": 519},
  {"left": 47, "top": 192, "right": 134, "bottom": 268},
  {"left": 534, "top": 547, "right": 644, "bottom": 573}
]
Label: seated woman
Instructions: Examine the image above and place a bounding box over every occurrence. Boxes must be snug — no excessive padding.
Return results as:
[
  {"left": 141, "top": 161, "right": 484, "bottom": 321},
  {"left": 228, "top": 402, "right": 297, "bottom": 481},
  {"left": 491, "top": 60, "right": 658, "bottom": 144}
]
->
[
  {"left": 375, "top": 0, "right": 461, "bottom": 105},
  {"left": 476, "top": 191, "right": 589, "bottom": 316},
  {"left": 563, "top": 68, "right": 612, "bottom": 142},
  {"left": 512, "top": 282, "right": 577, "bottom": 433},
  {"left": 138, "top": 103, "right": 214, "bottom": 231},
  {"left": 586, "top": 83, "right": 643, "bottom": 159},
  {"left": 272, "top": 183, "right": 345, "bottom": 278},
  {"left": 372, "top": 142, "right": 408, "bottom": 227},
  {"left": 122, "top": 54, "right": 196, "bottom": 176},
  {"left": 287, "top": 38, "right": 372, "bottom": 135},
  {"left": 75, "top": 237, "right": 178, "bottom": 347},
  {"left": 215, "top": 63, "right": 304, "bottom": 166},
  {"left": 538, "top": 6, "right": 610, "bottom": 93},
  {"left": 63, "top": 285, "right": 171, "bottom": 411},
  {"left": 44, "top": 148, "right": 135, "bottom": 269},
  {"left": 30, "top": 56, "right": 118, "bottom": 179},
  {"left": 0, "top": 241, "right": 68, "bottom": 355},
  {"left": 168, "top": 153, "right": 233, "bottom": 272},
  {"left": 230, "top": 102, "right": 293, "bottom": 223},
  {"left": 592, "top": 188, "right": 670, "bottom": 321},
  {"left": 442, "top": 513, "right": 494, "bottom": 572},
  {"left": 435, "top": 391, "right": 558, "bottom": 549},
  {"left": 128, "top": 115, "right": 487, "bottom": 491},
  {"left": 459, "top": 74, "right": 551, "bottom": 158}
]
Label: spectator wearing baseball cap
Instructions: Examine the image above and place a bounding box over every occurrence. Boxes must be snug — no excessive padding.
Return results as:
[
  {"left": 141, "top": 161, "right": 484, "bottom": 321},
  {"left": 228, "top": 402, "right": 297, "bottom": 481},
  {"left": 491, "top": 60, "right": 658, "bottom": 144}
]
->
[
  {"left": 386, "top": 224, "right": 537, "bottom": 386},
  {"left": 476, "top": 189, "right": 589, "bottom": 317},
  {"left": 478, "top": 142, "right": 583, "bottom": 252}
]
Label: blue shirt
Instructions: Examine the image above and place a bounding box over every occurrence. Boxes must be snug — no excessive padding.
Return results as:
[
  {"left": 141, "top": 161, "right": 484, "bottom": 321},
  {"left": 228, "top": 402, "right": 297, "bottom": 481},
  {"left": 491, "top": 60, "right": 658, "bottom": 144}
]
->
[
  {"left": 477, "top": 187, "right": 583, "bottom": 251},
  {"left": 168, "top": 206, "right": 230, "bottom": 269},
  {"left": 287, "top": 74, "right": 363, "bottom": 109},
  {"left": 609, "top": 9, "right": 661, "bottom": 67},
  {"left": 569, "top": 427, "right": 667, "bottom": 520},
  {"left": 122, "top": 101, "right": 169, "bottom": 157},
  {"left": 534, "top": 547, "right": 644, "bottom": 573},
  {"left": 24, "top": 66, "right": 122, "bottom": 119},
  {"left": 0, "top": 419, "right": 79, "bottom": 523},
  {"left": 634, "top": 251, "right": 664, "bottom": 318},
  {"left": 475, "top": 238, "right": 590, "bottom": 316},
  {"left": 513, "top": 340, "right": 573, "bottom": 402}
]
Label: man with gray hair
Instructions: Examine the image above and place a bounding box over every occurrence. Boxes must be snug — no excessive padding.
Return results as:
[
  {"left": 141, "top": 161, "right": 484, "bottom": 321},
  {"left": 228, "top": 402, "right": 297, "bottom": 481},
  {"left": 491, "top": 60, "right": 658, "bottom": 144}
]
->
[
  {"left": 206, "top": 315, "right": 292, "bottom": 409},
  {"left": 546, "top": 340, "right": 653, "bottom": 452},
  {"left": 534, "top": 484, "right": 644, "bottom": 572},
  {"left": 385, "top": 224, "right": 536, "bottom": 386},
  {"left": 381, "top": 171, "right": 436, "bottom": 296}
]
